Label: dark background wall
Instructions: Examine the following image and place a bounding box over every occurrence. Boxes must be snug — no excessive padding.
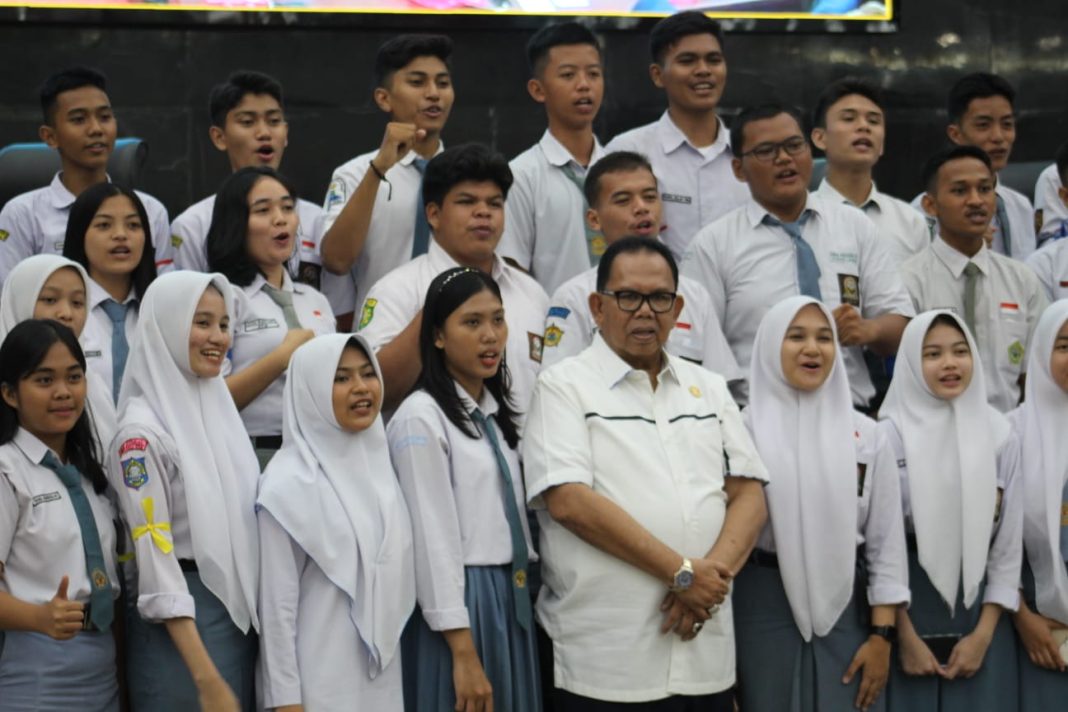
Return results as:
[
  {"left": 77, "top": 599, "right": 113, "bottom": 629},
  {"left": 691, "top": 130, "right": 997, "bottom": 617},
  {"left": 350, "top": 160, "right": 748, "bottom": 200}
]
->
[{"left": 1, "top": 0, "right": 1065, "bottom": 219}]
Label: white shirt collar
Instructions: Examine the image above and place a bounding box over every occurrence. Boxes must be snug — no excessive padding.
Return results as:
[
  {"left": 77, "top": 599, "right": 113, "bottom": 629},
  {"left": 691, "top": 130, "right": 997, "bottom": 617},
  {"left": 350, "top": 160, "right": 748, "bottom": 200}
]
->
[
  {"left": 398, "top": 141, "right": 446, "bottom": 168},
  {"left": 247, "top": 270, "right": 297, "bottom": 297},
  {"left": 427, "top": 239, "right": 508, "bottom": 282},
  {"left": 48, "top": 171, "right": 115, "bottom": 210},
  {"left": 816, "top": 177, "right": 885, "bottom": 213},
  {"left": 656, "top": 110, "right": 730, "bottom": 160},
  {"left": 589, "top": 332, "right": 678, "bottom": 390},
  {"left": 454, "top": 380, "right": 500, "bottom": 418},
  {"left": 88, "top": 276, "right": 137, "bottom": 310},
  {"left": 13, "top": 427, "right": 53, "bottom": 465},
  {"left": 931, "top": 235, "right": 991, "bottom": 278},
  {"left": 538, "top": 129, "right": 605, "bottom": 170},
  {"left": 743, "top": 194, "right": 821, "bottom": 229}
]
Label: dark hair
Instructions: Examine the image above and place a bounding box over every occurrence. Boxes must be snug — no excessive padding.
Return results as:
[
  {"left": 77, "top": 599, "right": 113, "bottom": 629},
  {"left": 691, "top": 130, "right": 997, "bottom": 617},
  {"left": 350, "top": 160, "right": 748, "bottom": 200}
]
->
[
  {"left": 1055, "top": 140, "right": 1068, "bottom": 186},
  {"left": 209, "top": 70, "right": 284, "bottom": 128},
  {"left": 416, "top": 268, "right": 520, "bottom": 449},
  {"left": 526, "top": 22, "right": 601, "bottom": 77},
  {"left": 40, "top": 66, "right": 108, "bottom": 126},
  {"left": 921, "top": 145, "right": 993, "bottom": 193},
  {"left": 596, "top": 236, "right": 678, "bottom": 292},
  {"left": 64, "top": 182, "right": 157, "bottom": 300},
  {"left": 927, "top": 313, "right": 970, "bottom": 344},
  {"left": 811, "top": 77, "right": 884, "bottom": 129},
  {"left": 649, "top": 11, "right": 725, "bottom": 65},
  {"left": 584, "top": 151, "right": 656, "bottom": 207},
  {"left": 423, "top": 143, "right": 513, "bottom": 208},
  {"left": 947, "top": 72, "right": 1016, "bottom": 124},
  {"left": 374, "top": 34, "right": 453, "bottom": 89},
  {"left": 0, "top": 320, "right": 107, "bottom": 493},
  {"left": 207, "top": 166, "right": 299, "bottom": 287},
  {"left": 730, "top": 103, "right": 806, "bottom": 157}
]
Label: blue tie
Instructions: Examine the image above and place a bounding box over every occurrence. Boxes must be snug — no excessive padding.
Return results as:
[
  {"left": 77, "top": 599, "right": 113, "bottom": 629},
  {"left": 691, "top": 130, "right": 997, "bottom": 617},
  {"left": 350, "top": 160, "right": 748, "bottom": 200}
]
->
[
  {"left": 411, "top": 157, "right": 431, "bottom": 258},
  {"left": 470, "top": 409, "right": 532, "bottom": 630},
  {"left": 560, "top": 164, "right": 606, "bottom": 266},
  {"left": 41, "top": 452, "right": 113, "bottom": 632},
  {"left": 100, "top": 299, "right": 130, "bottom": 404},
  {"left": 764, "top": 212, "right": 822, "bottom": 300},
  {"left": 995, "top": 193, "right": 1013, "bottom": 258}
]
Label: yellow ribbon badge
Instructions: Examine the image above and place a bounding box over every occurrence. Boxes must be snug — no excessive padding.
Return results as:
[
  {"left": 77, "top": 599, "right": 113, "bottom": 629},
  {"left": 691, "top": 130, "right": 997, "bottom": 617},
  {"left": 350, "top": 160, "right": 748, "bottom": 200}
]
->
[{"left": 132, "top": 497, "right": 174, "bottom": 554}]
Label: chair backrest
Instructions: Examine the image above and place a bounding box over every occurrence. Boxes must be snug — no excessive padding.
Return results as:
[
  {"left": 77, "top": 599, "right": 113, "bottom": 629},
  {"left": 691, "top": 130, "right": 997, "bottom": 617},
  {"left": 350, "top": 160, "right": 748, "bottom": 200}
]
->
[
  {"left": 0, "top": 138, "right": 148, "bottom": 209},
  {"left": 809, "top": 157, "right": 827, "bottom": 191},
  {"left": 997, "top": 160, "right": 1048, "bottom": 203}
]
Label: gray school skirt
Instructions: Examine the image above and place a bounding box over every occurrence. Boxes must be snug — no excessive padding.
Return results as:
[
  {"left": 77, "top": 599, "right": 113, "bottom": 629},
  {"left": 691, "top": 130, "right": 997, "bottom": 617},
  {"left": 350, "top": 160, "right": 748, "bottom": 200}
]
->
[
  {"left": 0, "top": 629, "right": 119, "bottom": 712},
  {"left": 1017, "top": 559, "right": 1068, "bottom": 712}
]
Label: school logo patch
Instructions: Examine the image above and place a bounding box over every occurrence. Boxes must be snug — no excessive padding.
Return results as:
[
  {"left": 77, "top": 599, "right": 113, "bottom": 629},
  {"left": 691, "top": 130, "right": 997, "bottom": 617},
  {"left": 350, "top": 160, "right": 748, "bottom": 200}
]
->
[
  {"left": 170, "top": 234, "right": 183, "bottom": 248},
  {"left": 122, "top": 456, "right": 149, "bottom": 490},
  {"left": 0, "top": 229, "right": 8, "bottom": 242},
  {"left": 590, "top": 234, "right": 607, "bottom": 257},
  {"left": 326, "top": 180, "right": 346, "bottom": 210},
  {"left": 544, "top": 325, "right": 563, "bottom": 348},
  {"left": 359, "top": 299, "right": 377, "bottom": 330},
  {"left": 1007, "top": 339, "right": 1025, "bottom": 366},
  {"left": 92, "top": 568, "right": 109, "bottom": 589},
  {"left": 118, "top": 437, "right": 149, "bottom": 457},
  {"left": 528, "top": 332, "right": 543, "bottom": 363}
]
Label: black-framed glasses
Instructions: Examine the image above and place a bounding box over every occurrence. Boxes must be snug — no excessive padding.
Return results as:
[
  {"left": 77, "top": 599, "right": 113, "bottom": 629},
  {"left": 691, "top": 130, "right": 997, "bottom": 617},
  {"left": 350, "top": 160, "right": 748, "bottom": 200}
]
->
[
  {"left": 740, "top": 136, "right": 810, "bottom": 163},
  {"left": 600, "top": 290, "right": 677, "bottom": 313}
]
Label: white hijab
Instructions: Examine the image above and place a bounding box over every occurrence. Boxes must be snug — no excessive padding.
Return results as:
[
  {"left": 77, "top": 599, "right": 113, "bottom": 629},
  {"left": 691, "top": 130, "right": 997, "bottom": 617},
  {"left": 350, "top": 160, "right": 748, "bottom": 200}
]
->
[
  {"left": 881, "top": 310, "right": 1009, "bottom": 613},
  {"left": 1019, "top": 300, "right": 1068, "bottom": 624},
  {"left": 748, "top": 296, "right": 858, "bottom": 640},
  {"left": 0, "top": 254, "right": 117, "bottom": 447},
  {"left": 257, "top": 334, "right": 415, "bottom": 676},
  {"left": 117, "top": 271, "right": 260, "bottom": 633}
]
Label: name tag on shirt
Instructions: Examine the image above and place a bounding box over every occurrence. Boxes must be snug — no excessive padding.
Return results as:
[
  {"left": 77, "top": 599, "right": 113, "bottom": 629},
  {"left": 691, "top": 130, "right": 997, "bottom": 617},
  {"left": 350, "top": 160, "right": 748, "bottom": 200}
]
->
[
  {"left": 828, "top": 251, "right": 859, "bottom": 265},
  {"left": 32, "top": 491, "right": 62, "bottom": 507},
  {"left": 661, "top": 193, "right": 693, "bottom": 205},
  {"left": 243, "top": 318, "right": 280, "bottom": 333},
  {"left": 84, "top": 350, "right": 102, "bottom": 358}
]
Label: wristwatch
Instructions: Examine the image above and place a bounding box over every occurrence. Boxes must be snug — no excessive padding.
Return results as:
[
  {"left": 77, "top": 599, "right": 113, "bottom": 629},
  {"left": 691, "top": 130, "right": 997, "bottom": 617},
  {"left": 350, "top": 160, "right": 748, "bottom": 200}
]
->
[
  {"left": 671, "top": 558, "right": 695, "bottom": 591},
  {"left": 869, "top": 625, "right": 897, "bottom": 643}
]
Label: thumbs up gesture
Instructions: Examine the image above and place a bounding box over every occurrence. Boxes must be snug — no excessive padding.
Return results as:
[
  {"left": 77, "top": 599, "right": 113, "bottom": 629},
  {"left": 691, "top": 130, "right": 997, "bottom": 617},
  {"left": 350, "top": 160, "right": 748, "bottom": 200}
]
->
[{"left": 37, "top": 575, "right": 85, "bottom": 640}]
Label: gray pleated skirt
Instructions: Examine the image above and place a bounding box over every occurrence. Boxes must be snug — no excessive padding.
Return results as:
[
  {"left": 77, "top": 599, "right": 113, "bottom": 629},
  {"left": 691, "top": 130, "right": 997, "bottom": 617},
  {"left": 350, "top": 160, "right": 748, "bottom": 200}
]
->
[
  {"left": 1017, "top": 559, "right": 1068, "bottom": 711},
  {"left": 886, "top": 548, "right": 1018, "bottom": 712},
  {"left": 0, "top": 628, "right": 118, "bottom": 712},
  {"left": 125, "top": 570, "right": 257, "bottom": 712},
  {"left": 402, "top": 564, "right": 542, "bottom": 712},
  {"left": 733, "top": 557, "right": 876, "bottom": 712}
]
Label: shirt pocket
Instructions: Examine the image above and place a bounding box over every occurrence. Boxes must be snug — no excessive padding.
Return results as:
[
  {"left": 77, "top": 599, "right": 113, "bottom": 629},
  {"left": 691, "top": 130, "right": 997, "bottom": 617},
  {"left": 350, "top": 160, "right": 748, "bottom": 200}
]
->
[{"left": 997, "top": 311, "right": 1029, "bottom": 378}]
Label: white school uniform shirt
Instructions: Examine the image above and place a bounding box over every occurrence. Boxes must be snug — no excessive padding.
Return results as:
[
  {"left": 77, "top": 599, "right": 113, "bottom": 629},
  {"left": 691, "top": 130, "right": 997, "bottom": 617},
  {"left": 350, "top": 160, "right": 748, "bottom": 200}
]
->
[
  {"left": 681, "top": 195, "right": 915, "bottom": 408},
  {"left": 523, "top": 335, "right": 768, "bottom": 703},
  {"left": 222, "top": 272, "right": 335, "bottom": 436},
  {"left": 0, "top": 172, "right": 175, "bottom": 289},
  {"left": 81, "top": 278, "right": 139, "bottom": 401},
  {"left": 1026, "top": 232, "right": 1068, "bottom": 302},
  {"left": 386, "top": 385, "right": 536, "bottom": 632},
  {"left": 541, "top": 266, "right": 743, "bottom": 383},
  {"left": 604, "top": 112, "right": 750, "bottom": 260},
  {"left": 899, "top": 237, "right": 1049, "bottom": 412},
  {"left": 170, "top": 194, "right": 324, "bottom": 275},
  {"left": 1034, "top": 162, "right": 1067, "bottom": 243},
  {"left": 359, "top": 240, "right": 549, "bottom": 414},
  {"left": 321, "top": 145, "right": 444, "bottom": 314},
  {"left": 0, "top": 428, "right": 120, "bottom": 607},
  {"left": 815, "top": 178, "right": 930, "bottom": 266},
  {"left": 910, "top": 182, "right": 1037, "bottom": 260},
  {"left": 499, "top": 130, "right": 606, "bottom": 294}
]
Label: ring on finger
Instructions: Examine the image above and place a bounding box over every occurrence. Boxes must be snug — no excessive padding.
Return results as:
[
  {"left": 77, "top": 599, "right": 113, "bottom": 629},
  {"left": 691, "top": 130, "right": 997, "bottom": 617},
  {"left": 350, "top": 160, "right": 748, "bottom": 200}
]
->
[{"left": 691, "top": 621, "right": 704, "bottom": 633}]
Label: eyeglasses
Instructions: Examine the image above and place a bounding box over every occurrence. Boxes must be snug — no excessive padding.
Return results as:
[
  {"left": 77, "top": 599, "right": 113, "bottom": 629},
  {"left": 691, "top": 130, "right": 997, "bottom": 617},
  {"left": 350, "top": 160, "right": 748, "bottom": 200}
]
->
[
  {"left": 600, "top": 290, "right": 677, "bottom": 313},
  {"left": 740, "top": 136, "right": 810, "bottom": 163}
]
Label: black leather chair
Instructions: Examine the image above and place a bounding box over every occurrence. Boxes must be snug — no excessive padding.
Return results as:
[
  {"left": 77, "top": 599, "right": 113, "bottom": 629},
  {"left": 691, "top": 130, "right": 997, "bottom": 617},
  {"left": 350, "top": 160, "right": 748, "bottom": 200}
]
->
[{"left": 997, "top": 160, "right": 1049, "bottom": 203}]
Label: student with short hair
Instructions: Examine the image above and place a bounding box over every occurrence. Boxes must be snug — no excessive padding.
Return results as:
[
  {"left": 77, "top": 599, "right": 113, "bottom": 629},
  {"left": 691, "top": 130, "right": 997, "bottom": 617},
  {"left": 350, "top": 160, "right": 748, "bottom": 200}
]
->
[
  {"left": 170, "top": 71, "right": 325, "bottom": 290},
  {"left": 1033, "top": 158, "right": 1066, "bottom": 244},
  {"left": 1026, "top": 142, "right": 1068, "bottom": 301},
  {"left": 319, "top": 34, "right": 455, "bottom": 328},
  {"left": 604, "top": 11, "right": 748, "bottom": 259},
  {"left": 498, "top": 22, "right": 606, "bottom": 294},
  {"left": 910, "top": 72, "right": 1036, "bottom": 260},
  {"left": 0, "top": 67, "right": 174, "bottom": 289},
  {"left": 901, "top": 146, "right": 1048, "bottom": 412},
  {"left": 811, "top": 77, "right": 929, "bottom": 266}
]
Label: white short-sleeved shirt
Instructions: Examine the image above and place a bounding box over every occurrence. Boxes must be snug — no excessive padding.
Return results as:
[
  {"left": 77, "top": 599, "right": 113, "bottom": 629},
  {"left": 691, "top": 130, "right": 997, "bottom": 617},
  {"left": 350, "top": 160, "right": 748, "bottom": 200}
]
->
[
  {"left": 523, "top": 335, "right": 767, "bottom": 702},
  {"left": 0, "top": 172, "right": 175, "bottom": 290},
  {"left": 682, "top": 195, "right": 916, "bottom": 408},
  {"left": 499, "top": 130, "right": 606, "bottom": 294},
  {"left": 541, "top": 266, "right": 742, "bottom": 382},
  {"left": 387, "top": 385, "right": 536, "bottom": 632},
  {"left": 910, "top": 182, "right": 1037, "bottom": 261},
  {"left": 359, "top": 240, "right": 549, "bottom": 414},
  {"left": 815, "top": 178, "right": 930, "bottom": 267},
  {"left": 223, "top": 272, "right": 336, "bottom": 436},
  {"left": 1034, "top": 163, "right": 1067, "bottom": 243},
  {"left": 81, "top": 278, "right": 138, "bottom": 402},
  {"left": 170, "top": 194, "right": 324, "bottom": 278},
  {"left": 899, "top": 237, "right": 1049, "bottom": 412},
  {"left": 1026, "top": 237, "right": 1068, "bottom": 302},
  {"left": 0, "top": 428, "right": 120, "bottom": 607},
  {"left": 321, "top": 146, "right": 444, "bottom": 315},
  {"left": 604, "top": 112, "right": 749, "bottom": 260}
]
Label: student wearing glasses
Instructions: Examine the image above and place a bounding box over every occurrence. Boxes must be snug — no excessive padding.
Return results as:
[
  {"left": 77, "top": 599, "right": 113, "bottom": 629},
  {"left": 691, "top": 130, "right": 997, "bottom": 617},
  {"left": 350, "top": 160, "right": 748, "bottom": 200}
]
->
[{"left": 681, "top": 104, "right": 913, "bottom": 409}]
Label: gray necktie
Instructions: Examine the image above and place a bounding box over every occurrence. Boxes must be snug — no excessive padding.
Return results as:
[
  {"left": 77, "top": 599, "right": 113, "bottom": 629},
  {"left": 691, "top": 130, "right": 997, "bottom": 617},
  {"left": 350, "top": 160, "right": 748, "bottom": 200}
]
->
[
  {"left": 560, "top": 164, "right": 606, "bottom": 266},
  {"left": 764, "top": 213, "right": 821, "bottom": 300},
  {"left": 262, "top": 284, "right": 302, "bottom": 330},
  {"left": 962, "top": 261, "right": 981, "bottom": 337},
  {"left": 995, "top": 193, "right": 1013, "bottom": 258},
  {"left": 411, "top": 158, "right": 431, "bottom": 258},
  {"left": 99, "top": 299, "right": 130, "bottom": 404}
]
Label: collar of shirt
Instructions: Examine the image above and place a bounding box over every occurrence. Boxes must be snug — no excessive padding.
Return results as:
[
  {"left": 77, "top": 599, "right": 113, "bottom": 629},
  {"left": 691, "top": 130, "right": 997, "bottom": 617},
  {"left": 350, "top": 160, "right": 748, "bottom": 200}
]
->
[
  {"left": 931, "top": 235, "right": 991, "bottom": 277},
  {"left": 48, "top": 171, "right": 117, "bottom": 210},
  {"left": 538, "top": 129, "right": 605, "bottom": 171},
  {"left": 397, "top": 142, "right": 446, "bottom": 169},
  {"left": 454, "top": 379, "right": 500, "bottom": 418},
  {"left": 12, "top": 427, "right": 54, "bottom": 466},
  {"left": 816, "top": 177, "right": 885, "bottom": 214},
  {"left": 589, "top": 332, "right": 679, "bottom": 390},
  {"left": 426, "top": 238, "right": 508, "bottom": 283},
  {"left": 246, "top": 270, "right": 298, "bottom": 298},
  {"left": 88, "top": 276, "right": 138, "bottom": 310},
  {"left": 656, "top": 110, "right": 730, "bottom": 161},
  {"left": 743, "top": 194, "right": 824, "bottom": 229}
]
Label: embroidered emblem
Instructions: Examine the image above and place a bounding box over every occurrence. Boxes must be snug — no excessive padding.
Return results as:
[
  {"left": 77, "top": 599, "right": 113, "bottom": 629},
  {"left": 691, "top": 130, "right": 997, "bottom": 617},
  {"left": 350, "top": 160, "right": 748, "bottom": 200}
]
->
[
  {"left": 325, "top": 180, "right": 346, "bottom": 210},
  {"left": 528, "top": 332, "right": 543, "bottom": 363},
  {"left": 1007, "top": 339, "right": 1025, "bottom": 366},
  {"left": 170, "top": 234, "right": 183, "bottom": 248},
  {"left": 0, "top": 229, "right": 8, "bottom": 241},
  {"left": 689, "top": 385, "right": 702, "bottom": 398},
  {"left": 590, "top": 235, "right": 607, "bottom": 256},
  {"left": 547, "top": 306, "right": 570, "bottom": 319},
  {"left": 118, "top": 438, "right": 148, "bottom": 457},
  {"left": 544, "top": 325, "right": 563, "bottom": 348},
  {"left": 92, "top": 568, "right": 108, "bottom": 589},
  {"left": 132, "top": 498, "right": 173, "bottom": 554},
  {"left": 514, "top": 569, "right": 527, "bottom": 589},
  {"left": 359, "top": 298, "right": 378, "bottom": 330},
  {"left": 121, "top": 456, "right": 149, "bottom": 490}
]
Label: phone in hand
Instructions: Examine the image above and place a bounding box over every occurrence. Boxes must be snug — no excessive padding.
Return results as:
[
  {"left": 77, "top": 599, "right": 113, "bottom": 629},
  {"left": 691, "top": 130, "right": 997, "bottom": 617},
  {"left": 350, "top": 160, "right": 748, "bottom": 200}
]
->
[{"left": 922, "top": 634, "right": 962, "bottom": 666}]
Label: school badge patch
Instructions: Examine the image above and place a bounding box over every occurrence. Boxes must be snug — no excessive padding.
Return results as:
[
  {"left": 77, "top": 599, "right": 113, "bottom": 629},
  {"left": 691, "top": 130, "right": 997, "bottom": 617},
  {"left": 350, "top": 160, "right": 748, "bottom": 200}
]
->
[
  {"left": 359, "top": 298, "right": 378, "bottom": 329},
  {"left": 170, "top": 234, "right": 183, "bottom": 248},
  {"left": 325, "top": 180, "right": 346, "bottom": 210},
  {"left": 92, "top": 568, "right": 109, "bottom": 589},
  {"left": 0, "top": 229, "right": 8, "bottom": 242},
  {"left": 590, "top": 234, "right": 607, "bottom": 257},
  {"left": 1007, "top": 339, "right": 1025, "bottom": 366},
  {"left": 544, "top": 325, "right": 563, "bottom": 348},
  {"left": 122, "top": 456, "right": 149, "bottom": 490}
]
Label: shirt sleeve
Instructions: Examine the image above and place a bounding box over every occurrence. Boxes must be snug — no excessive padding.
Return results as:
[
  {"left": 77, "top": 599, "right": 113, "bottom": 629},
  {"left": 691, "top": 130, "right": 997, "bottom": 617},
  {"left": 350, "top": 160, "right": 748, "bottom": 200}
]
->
[
  {"left": 521, "top": 369, "right": 596, "bottom": 506},
  {"left": 715, "top": 378, "right": 768, "bottom": 482},
  {"left": 0, "top": 200, "right": 39, "bottom": 289},
  {"left": 985, "top": 433, "right": 1023, "bottom": 611},
  {"left": 387, "top": 408, "right": 469, "bottom": 631},
  {"left": 861, "top": 426, "right": 911, "bottom": 607},
  {"left": 145, "top": 198, "right": 175, "bottom": 274},
  {"left": 322, "top": 163, "right": 364, "bottom": 232},
  {"left": 357, "top": 278, "right": 416, "bottom": 350},
  {"left": 169, "top": 211, "right": 208, "bottom": 272},
  {"left": 541, "top": 288, "right": 592, "bottom": 368},
  {"left": 258, "top": 508, "right": 306, "bottom": 709},
  {"left": 1026, "top": 248, "right": 1057, "bottom": 302},
  {"left": 1023, "top": 272, "right": 1051, "bottom": 373},
  {"left": 0, "top": 474, "right": 19, "bottom": 564},
  {"left": 108, "top": 430, "right": 194, "bottom": 620},
  {"left": 498, "top": 163, "right": 537, "bottom": 271},
  {"left": 856, "top": 222, "right": 916, "bottom": 319}
]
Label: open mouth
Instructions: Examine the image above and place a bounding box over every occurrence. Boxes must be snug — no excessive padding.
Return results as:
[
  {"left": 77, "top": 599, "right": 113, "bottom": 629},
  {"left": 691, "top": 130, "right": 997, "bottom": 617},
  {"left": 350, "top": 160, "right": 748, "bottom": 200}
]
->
[
  {"left": 272, "top": 232, "right": 292, "bottom": 246},
  {"left": 479, "top": 350, "right": 500, "bottom": 368},
  {"left": 775, "top": 168, "right": 800, "bottom": 182},
  {"left": 423, "top": 106, "right": 443, "bottom": 119},
  {"left": 852, "top": 138, "right": 874, "bottom": 150},
  {"left": 255, "top": 145, "right": 276, "bottom": 161},
  {"left": 965, "top": 209, "right": 989, "bottom": 223},
  {"left": 691, "top": 81, "right": 717, "bottom": 93},
  {"left": 86, "top": 142, "right": 108, "bottom": 154},
  {"left": 109, "top": 245, "right": 132, "bottom": 258},
  {"left": 800, "top": 360, "right": 823, "bottom": 373},
  {"left": 200, "top": 349, "right": 223, "bottom": 362},
  {"left": 350, "top": 398, "right": 374, "bottom": 413},
  {"left": 631, "top": 219, "right": 656, "bottom": 235}
]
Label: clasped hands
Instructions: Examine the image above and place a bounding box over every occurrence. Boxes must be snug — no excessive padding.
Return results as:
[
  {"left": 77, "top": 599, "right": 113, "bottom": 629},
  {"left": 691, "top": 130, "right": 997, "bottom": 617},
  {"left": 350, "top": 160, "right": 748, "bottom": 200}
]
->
[{"left": 659, "top": 558, "right": 732, "bottom": 642}]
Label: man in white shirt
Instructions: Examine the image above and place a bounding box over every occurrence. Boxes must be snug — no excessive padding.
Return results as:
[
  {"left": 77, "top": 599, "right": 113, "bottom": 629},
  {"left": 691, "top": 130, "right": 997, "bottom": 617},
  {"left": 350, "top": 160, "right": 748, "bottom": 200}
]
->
[
  {"left": 319, "top": 34, "right": 454, "bottom": 330},
  {"left": 358, "top": 143, "right": 549, "bottom": 414},
  {"left": 682, "top": 104, "right": 913, "bottom": 409},
  {"left": 909, "top": 73, "right": 1036, "bottom": 260},
  {"left": 604, "top": 11, "right": 749, "bottom": 260},
  {"left": 524, "top": 236, "right": 768, "bottom": 710},
  {"left": 499, "top": 22, "right": 606, "bottom": 294},
  {"left": 810, "top": 78, "right": 929, "bottom": 266},
  {"left": 901, "top": 145, "right": 1048, "bottom": 412},
  {"left": 1033, "top": 145, "right": 1067, "bottom": 244},
  {"left": 0, "top": 67, "right": 174, "bottom": 289}
]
